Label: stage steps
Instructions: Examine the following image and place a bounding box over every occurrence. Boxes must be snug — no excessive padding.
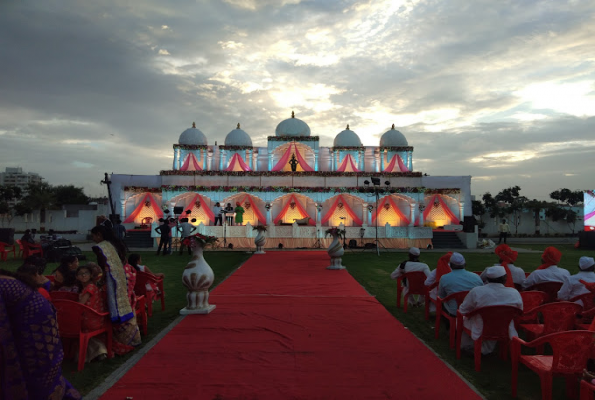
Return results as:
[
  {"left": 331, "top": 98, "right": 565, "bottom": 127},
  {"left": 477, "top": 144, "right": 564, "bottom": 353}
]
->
[
  {"left": 432, "top": 231, "right": 465, "bottom": 249},
  {"left": 124, "top": 230, "right": 154, "bottom": 248}
]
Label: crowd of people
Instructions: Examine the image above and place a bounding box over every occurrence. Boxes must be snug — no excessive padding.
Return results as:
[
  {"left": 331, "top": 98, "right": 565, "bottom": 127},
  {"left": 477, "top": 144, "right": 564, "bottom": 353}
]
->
[
  {"left": 1, "top": 223, "right": 166, "bottom": 399},
  {"left": 392, "top": 244, "right": 595, "bottom": 355}
]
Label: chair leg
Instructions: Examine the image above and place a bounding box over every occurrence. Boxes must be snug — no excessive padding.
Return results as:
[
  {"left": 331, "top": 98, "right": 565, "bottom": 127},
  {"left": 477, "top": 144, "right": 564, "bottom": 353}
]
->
[
  {"left": 78, "top": 335, "right": 89, "bottom": 371},
  {"left": 474, "top": 339, "right": 482, "bottom": 372},
  {"left": 580, "top": 380, "right": 594, "bottom": 400},
  {"left": 147, "top": 298, "right": 153, "bottom": 317},
  {"left": 449, "top": 317, "right": 456, "bottom": 349},
  {"left": 540, "top": 373, "right": 553, "bottom": 400},
  {"left": 403, "top": 294, "right": 409, "bottom": 313},
  {"left": 566, "top": 374, "right": 580, "bottom": 400}
]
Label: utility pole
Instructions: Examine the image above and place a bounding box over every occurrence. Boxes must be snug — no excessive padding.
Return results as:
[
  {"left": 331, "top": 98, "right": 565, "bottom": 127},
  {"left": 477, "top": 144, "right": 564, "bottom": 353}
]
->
[{"left": 100, "top": 173, "right": 116, "bottom": 220}]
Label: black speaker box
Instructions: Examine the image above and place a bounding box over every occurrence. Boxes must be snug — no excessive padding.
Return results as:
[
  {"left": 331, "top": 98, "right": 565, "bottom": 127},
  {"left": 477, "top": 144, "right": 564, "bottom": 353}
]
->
[
  {"left": 173, "top": 206, "right": 184, "bottom": 215},
  {"left": 0, "top": 228, "right": 15, "bottom": 245},
  {"left": 579, "top": 231, "right": 595, "bottom": 249},
  {"left": 463, "top": 216, "right": 476, "bottom": 233}
]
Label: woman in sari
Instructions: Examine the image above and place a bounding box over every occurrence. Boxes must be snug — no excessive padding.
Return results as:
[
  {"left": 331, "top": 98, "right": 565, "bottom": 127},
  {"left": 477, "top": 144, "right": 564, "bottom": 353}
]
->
[
  {"left": 234, "top": 202, "right": 245, "bottom": 226},
  {"left": 1, "top": 269, "right": 81, "bottom": 399},
  {"left": 90, "top": 225, "right": 141, "bottom": 355}
]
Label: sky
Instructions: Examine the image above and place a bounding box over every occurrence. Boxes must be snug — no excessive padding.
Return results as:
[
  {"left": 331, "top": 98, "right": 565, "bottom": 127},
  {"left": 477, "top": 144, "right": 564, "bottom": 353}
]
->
[{"left": 1, "top": 0, "right": 594, "bottom": 200}]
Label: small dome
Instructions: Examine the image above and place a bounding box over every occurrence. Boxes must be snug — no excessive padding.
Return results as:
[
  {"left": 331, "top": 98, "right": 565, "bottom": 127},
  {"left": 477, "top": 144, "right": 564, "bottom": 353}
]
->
[
  {"left": 224, "top": 123, "right": 252, "bottom": 147},
  {"left": 178, "top": 122, "right": 208, "bottom": 146},
  {"left": 275, "top": 111, "right": 311, "bottom": 137},
  {"left": 333, "top": 124, "right": 362, "bottom": 147},
  {"left": 379, "top": 124, "right": 408, "bottom": 147}
]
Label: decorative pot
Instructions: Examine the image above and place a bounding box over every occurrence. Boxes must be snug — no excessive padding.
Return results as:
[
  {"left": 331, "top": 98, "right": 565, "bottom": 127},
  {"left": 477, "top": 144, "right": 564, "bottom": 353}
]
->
[
  {"left": 326, "top": 233, "right": 345, "bottom": 270},
  {"left": 180, "top": 242, "right": 216, "bottom": 314},
  {"left": 254, "top": 230, "right": 266, "bottom": 254}
]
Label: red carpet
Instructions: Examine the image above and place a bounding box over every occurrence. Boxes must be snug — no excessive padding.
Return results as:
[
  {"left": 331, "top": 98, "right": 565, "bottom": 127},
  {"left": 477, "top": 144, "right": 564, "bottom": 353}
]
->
[{"left": 101, "top": 251, "right": 481, "bottom": 400}]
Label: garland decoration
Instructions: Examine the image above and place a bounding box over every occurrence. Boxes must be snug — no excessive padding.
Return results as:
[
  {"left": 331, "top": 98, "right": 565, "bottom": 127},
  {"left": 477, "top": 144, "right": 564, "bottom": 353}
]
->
[
  {"left": 160, "top": 170, "right": 422, "bottom": 177},
  {"left": 267, "top": 136, "right": 319, "bottom": 142},
  {"left": 380, "top": 146, "right": 413, "bottom": 152},
  {"left": 219, "top": 145, "right": 253, "bottom": 151},
  {"left": 160, "top": 185, "right": 461, "bottom": 195},
  {"left": 173, "top": 144, "right": 209, "bottom": 150},
  {"left": 124, "top": 187, "right": 162, "bottom": 193},
  {"left": 331, "top": 146, "right": 366, "bottom": 151}
]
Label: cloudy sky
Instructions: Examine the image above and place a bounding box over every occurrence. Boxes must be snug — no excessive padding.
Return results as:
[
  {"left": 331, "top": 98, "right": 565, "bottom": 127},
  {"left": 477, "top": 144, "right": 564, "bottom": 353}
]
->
[{"left": 1, "top": 0, "right": 594, "bottom": 200}]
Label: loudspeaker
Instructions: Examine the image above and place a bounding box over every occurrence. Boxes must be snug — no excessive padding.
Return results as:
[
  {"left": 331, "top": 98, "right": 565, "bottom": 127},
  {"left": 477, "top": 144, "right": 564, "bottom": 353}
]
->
[
  {"left": 463, "top": 216, "right": 476, "bottom": 233},
  {"left": 173, "top": 206, "right": 184, "bottom": 215},
  {"left": 348, "top": 239, "right": 357, "bottom": 248},
  {"left": 579, "top": 231, "right": 595, "bottom": 249},
  {"left": 0, "top": 228, "right": 15, "bottom": 245}
]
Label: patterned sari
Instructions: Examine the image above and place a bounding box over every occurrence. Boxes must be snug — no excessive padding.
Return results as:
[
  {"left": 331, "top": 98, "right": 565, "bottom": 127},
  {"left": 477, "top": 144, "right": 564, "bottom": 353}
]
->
[
  {"left": 0, "top": 277, "right": 81, "bottom": 399},
  {"left": 92, "top": 241, "right": 141, "bottom": 355}
]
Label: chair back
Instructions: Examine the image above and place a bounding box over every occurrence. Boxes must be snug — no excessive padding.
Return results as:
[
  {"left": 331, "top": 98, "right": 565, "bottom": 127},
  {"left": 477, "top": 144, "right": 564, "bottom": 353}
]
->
[
  {"left": 53, "top": 299, "right": 109, "bottom": 335},
  {"left": 442, "top": 290, "right": 470, "bottom": 307},
  {"left": 467, "top": 305, "right": 523, "bottom": 341},
  {"left": 546, "top": 331, "right": 595, "bottom": 374},
  {"left": 50, "top": 291, "right": 79, "bottom": 302},
  {"left": 16, "top": 239, "right": 24, "bottom": 251},
  {"left": 527, "top": 281, "right": 563, "bottom": 303},
  {"left": 400, "top": 271, "right": 428, "bottom": 295},
  {"left": 570, "top": 292, "right": 595, "bottom": 310},
  {"left": 520, "top": 291, "right": 547, "bottom": 311},
  {"left": 530, "top": 301, "right": 582, "bottom": 335}
]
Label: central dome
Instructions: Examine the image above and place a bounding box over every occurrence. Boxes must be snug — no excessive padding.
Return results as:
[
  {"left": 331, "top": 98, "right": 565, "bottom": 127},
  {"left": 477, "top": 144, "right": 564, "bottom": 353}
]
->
[
  {"left": 379, "top": 124, "right": 408, "bottom": 147},
  {"left": 275, "top": 111, "right": 311, "bottom": 137},
  {"left": 178, "top": 122, "right": 208, "bottom": 146},
  {"left": 333, "top": 125, "right": 362, "bottom": 147},
  {"left": 224, "top": 123, "right": 252, "bottom": 147}
]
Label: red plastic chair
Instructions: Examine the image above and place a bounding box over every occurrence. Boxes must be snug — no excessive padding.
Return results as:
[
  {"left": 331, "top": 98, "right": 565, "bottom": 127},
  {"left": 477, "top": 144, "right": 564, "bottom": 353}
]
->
[
  {"left": 570, "top": 292, "right": 595, "bottom": 310},
  {"left": 0, "top": 241, "right": 17, "bottom": 261},
  {"left": 575, "top": 307, "right": 595, "bottom": 330},
  {"left": 514, "top": 272, "right": 533, "bottom": 291},
  {"left": 50, "top": 291, "right": 79, "bottom": 302},
  {"left": 134, "top": 270, "right": 165, "bottom": 317},
  {"left": 511, "top": 330, "right": 594, "bottom": 400},
  {"left": 15, "top": 239, "right": 24, "bottom": 258},
  {"left": 22, "top": 241, "right": 43, "bottom": 259},
  {"left": 580, "top": 379, "right": 595, "bottom": 400},
  {"left": 525, "top": 282, "right": 564, "bottom": 303},
  {"left": 135, "top": 294, "right": 148, "bottom": 336},
  {"left": 517, "top": 291, "right": 548, "bottom": 326},
  {"left": 456, "top": 305, "right": 523, "bottom": 372},
  {"left": 519, "top": 302, "right": 582, "bottom": 342},
  {"left": 396, "top": 271, "right": 428, "bottom": 313},
  {"left": 424, "top": 282, "right": 438, "bottom": 320},
  {"left": 435, "top": 290, "right": 470, "bottom": 348},
  {"left": 53, "top": 299, "right": 113, "bottom": 371}
]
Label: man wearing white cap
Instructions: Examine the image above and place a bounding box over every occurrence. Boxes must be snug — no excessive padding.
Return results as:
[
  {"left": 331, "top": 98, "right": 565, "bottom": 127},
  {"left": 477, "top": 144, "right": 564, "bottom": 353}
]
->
[
  {"left": 438, "top": 252, "right": 483, "bottom": 316},
  {"left": 557, "top": 257, "right": 595, "bottom": 306},
  {"left": 458, "top": 266, "right": 523, "bottom": 354},
  {"left": 390, "top": 247, "right": 431, "bottom": 306}
]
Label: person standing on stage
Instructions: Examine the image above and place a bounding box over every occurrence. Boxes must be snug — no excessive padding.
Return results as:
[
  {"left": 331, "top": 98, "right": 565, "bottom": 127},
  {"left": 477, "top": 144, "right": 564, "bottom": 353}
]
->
[
  {"left": 177, "top": 218, "right": 196, "bottom": 255},
  {"left": 213, "top": 202, "right": 223, "bottom": 226},
  {"left": 224, "top": 203, "right": 234, "bottom": 225},
  {"left": 155, "top": 219, "right": 171, "bottom": 256}
]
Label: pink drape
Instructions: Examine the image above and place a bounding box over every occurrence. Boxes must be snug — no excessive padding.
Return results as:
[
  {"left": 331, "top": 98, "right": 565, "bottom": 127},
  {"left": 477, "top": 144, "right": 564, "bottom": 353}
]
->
[
  {"left": 423, "top": 195, "right": 460, "bottom": 225},
  {"left": 224, "top": 153, "right": 252, "bottom": 171},
  {"left": 273, "top": 194, "right": 315, "bottom": 225},
  {"left": 397, "top": 155, "right": 409, "bottom": 172},
  {"left": 321, "top": 195, "right": 363, "bottom": 226},
  {"left": 271, "top": 143, "right": 314, "bottom": 172},
  {"left": 585, "top": 211, "right": 595, "bottom": 221},
  {"left": 384, "top": 154, "right": 409, "bottom": 172},
  {"left": 180, "top": 153, "right": 202, "bottom": 171},
  {"left": 383, "top": 155, "right": 397, "bottom": 172},
  {"left": 371, "top": 196, "right": 410, "bottom": 226},
  {"left": 239, "top": 194, "right": 266, "bottom": 225},
  {"left": 183, "top": 194, "right": 215, "bottom": 223},
  {"left": 336, "top": 154, "right": 361, "bottom": 172},
  {"left": 123, "top": 193, "right": 164, "bottom": 223}
]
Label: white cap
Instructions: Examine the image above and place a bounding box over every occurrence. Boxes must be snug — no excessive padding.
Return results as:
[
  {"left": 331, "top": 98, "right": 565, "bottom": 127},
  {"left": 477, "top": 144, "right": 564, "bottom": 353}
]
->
[
  {"left": 579, "top": 257, "right": 595, "bottom": 271},
  {"left": 486, "top": 265, "right": 506, "bottom": 279},
  {"left": 450, "top": 252, "right": 465, "bottom": 266},
  {"left": 409, "top": 247, "right": 420, "bottom": 256}
]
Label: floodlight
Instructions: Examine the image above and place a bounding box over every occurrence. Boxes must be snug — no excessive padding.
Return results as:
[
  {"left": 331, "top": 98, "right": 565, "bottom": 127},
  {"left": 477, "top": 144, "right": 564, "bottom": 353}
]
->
[{"left": 371, "top": 177, "right": 381, "bottom": 186}]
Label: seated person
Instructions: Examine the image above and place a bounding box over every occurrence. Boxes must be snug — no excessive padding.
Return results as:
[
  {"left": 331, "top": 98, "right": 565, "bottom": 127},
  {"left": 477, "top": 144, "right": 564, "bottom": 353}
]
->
[
  {"left": 128, "top": 253, "right": 164, "bottom": 295},
  {"left": 424, "top": 252, "right": 452, "bottom": 312},
  {"left": 438, "top": 252, "right": 483, "bottom": 316},
  {"left": 23, "top": 255, "right": 51, "bottom": 292},
  {"left": 557, "top": 256, "right": 595, "bottom": 306},
  {"left": 16, "top": 263, "right": 51, "bottom": 300},
  {"left": 52, "top": 264, "right": 79, "bottom": 293},
  {"left": 20, "top": 229, "right": 36, "bottom": 245},
  {"left": 459, "top": 266, "right": 523, "bottom": 354},
  {"left": 60, "top": 255, "right": 80, "bottom": 272},
  {"left": 523, "top": 246, "right": 570, "bottom": 289},
  {"left": 75, "top": 264, "right": 108, "bottom": 362},
  {"left": 479, "top": 244, "right": 525, "bottom": 288},
  {"left": 390, "top": 247, "right": 430, "bottom": 306}
]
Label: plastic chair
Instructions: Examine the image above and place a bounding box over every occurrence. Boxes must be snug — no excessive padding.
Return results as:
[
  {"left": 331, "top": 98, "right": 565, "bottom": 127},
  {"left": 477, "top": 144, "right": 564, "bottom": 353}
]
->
[
  {"left": 511, "top": 330, "right": 594, "bottom": 400},
  {"left": 134, "top": 270, "right": 165, "bottom": 317},
  {"left": 50, "top": 291, "right": 79, "bottom": 302},
  {"left": 53, "top": 299, "right": 113, "bottom": 371},
  {"left": 435, "top": 290, "right": 469, "bottom": 348},
  {"left": 396, "top": 271, "right": 428, "bottom": 313},
  {"left": 526, "top": 282, "right": 564, "bottom": 303},
  {"left": 580, "top": 379, "right": 595, "bottom": 400},
  {"left": 22, "top": 241, "right": 43, "bottom": 259},
  {"left": 424, "top": 282, "right": 438, "bottom": 320},
  {"left": 15, "top": 239, "right": 24, "bottom": 258},
  {"left": 0, "top": 241, "right": 17, "bottom": 261},
  {"left": 517, "top": 291, "right": 548, "bottom": 326},
  {"left": 519, "top": 302, "right": 582, "bottom": 343},
  {"left": 575, "top": 307, "right": 595, "bottom": 330},
  {"left": 456, "top": 305, "right": 523, "bottom": 372},
  {"left": 135, "top": 294, "right": 148, "bottom": 336},
  {"left": 570, "top": 292, "right": 595, "bottom": 310}
]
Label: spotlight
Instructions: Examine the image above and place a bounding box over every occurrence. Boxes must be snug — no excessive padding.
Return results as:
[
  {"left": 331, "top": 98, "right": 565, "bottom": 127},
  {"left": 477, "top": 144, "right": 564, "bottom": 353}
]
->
[
  {"left": 384, "top": 181, "right": 390, "bottom": 186},
  {"left": 371, "top": 177, "right": 381, "bottom": 186},
  {"left": 364, "top": 180, "right": 370, "bottom": 187}
]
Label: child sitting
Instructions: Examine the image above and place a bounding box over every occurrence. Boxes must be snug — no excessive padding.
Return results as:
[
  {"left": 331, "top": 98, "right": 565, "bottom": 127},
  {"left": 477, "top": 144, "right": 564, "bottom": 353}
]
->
[
  {"left": 127, "top": 254, "right": 164, "bottom": 295},
  {"left": 76, "top": 264, "right": 108, "bottom": 362}
]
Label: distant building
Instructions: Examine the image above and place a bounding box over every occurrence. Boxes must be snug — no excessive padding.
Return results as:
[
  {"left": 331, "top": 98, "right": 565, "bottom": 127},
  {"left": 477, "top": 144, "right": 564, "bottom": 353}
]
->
[{"left": 0, "top": 167, "right": 43, "bottom": 205}]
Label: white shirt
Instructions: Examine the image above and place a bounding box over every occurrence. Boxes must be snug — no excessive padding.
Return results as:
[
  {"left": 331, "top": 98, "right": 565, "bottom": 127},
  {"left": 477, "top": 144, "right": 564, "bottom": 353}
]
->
[
  {"left": 459, "top": 282, "right": 523, "bottom": 341},
  {"left": 178, "top": 222, "right": 194, "bottom": 237},
  {"left": 522, "top": 265, "right": 570, "bottom": 289},
  {"left": 557, "top": 271, "right": 595, "bottom": 304},
  {"left": 480, "top": 263, "right": 526, "bottom": 286},
  {"left": 390, "top": 261, "right": 431, "bottom": 280},
  {"left": 213, "top": 206, "right": 222, "bottom": 216}
]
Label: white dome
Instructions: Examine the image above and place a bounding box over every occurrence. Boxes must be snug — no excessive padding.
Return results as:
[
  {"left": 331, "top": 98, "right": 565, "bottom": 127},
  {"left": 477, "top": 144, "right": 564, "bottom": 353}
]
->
[
  {"left": 379, "top": 124, "right": 408, "bottom": 147},
  {"left": 275, "top": 111, "right": 311, "bottom": 137},
  {"left": 224, "top": 123, "right": 252, "bottom": 147},
  {"left": 178, "top": 123, "right": 208, "bottom": 146},
  {"left": 333, "top": 125, "right": 362, "bottom": 147}
]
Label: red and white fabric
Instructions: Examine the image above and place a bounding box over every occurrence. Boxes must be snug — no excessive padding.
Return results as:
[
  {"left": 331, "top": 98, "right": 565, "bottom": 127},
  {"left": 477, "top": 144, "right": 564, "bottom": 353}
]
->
[
  {"left": 273, "top": 194, "right": 315, "bottom": 226},
  {"left": 180, "top": 153, "right": 202, "bottom": 171},
  {"left": 370, "top": 196, "right": 410, "bottom": 226},
  {"left": 336, "top": 154, "right": 361, "bottom": 172},
  {"left": 237, "top": 194, "right": 266, "bottom": 225},
  {"left": 383, "top": 154, "right": 409, "bottom": 172},
  {"left": 321, "top": 195, "right": 362, "bottom": 226},
  {"left": 183, "top": 194, "right": 216, "bottom": 223},
  {"left": 123, "top": 193, "right": 164, "bottom": 223},
  {"left": 271, "top": 143, "right": 314, "bottom": 172},
  {"left": 224, "top": 153, "right": 252, "bottom": 172},
  {"left": 422, "top": 195, "right": 460, "bottom": 225}
]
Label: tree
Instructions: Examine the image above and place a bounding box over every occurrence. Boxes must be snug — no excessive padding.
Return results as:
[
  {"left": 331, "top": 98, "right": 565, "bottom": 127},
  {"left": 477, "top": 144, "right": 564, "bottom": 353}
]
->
[
  {"left": 54, "top": 185, "right": 89, "bottom": 206},
  {"left": 472, "top": 200, "right": 486, "bottom": 230},
  {"left": 20, "top": 182, "right": 56, "bottom": 227},
  {"left": 525, "top": 199, "right": 549, "bottom": 235},
  {"left": 494, "top": 186, "right": 528, "bottom": 234},
  {"left": 0, "top": 185, "right": 23, "bottom": 226},
  {"left": 548, "top": 189, "right": 583, "bottom": 234}
]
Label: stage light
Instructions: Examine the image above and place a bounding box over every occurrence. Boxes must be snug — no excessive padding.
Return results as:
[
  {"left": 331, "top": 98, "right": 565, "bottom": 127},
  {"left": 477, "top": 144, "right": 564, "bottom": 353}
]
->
[
  {"left": 364, "top": 180, "right": 370, "bottom": 187},
  {"left": 384, "top": 181, "right": 390, "bottom": 186},
  {"left": 371, "top": 177, "right": 380, "bottom": 186}
]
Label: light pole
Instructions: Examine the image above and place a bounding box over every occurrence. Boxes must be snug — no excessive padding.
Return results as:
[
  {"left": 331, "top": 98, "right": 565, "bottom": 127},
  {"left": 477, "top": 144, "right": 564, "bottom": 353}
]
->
[{"left": 363, "top": 178, "right": 391, "bottom": 256}]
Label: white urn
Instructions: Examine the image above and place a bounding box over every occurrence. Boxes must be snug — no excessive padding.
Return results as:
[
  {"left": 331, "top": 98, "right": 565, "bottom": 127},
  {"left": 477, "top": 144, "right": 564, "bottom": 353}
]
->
[
  {"left": 254, "top": 230, "right": 266, "bottom": 254},
  {"left": 326, "top": 232, "right": 345, "bottom": 270},
  {"left": 180, "top": 239, "right": 216, "bottom": 315}
]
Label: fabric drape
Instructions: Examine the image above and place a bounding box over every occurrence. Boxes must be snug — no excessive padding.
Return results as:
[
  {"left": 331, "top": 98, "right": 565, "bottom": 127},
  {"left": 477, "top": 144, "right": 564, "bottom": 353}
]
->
[
  {"left": 336, "top": 154, "right": 361, "bottom": 172},
  {"left": 224, "top": 153, "right": 252, "bottom": 172},
  {"left": 397, "top": 155, "right": 409, "bottom": 172},
  {"left": 180, "top": 153, "right": 202, "bottom": 171},
  {"left": 184, "top": 194, "right": 216, "bottom": 223},
  {"left": 273, "top": 194, "right": 315, "bottom": 225},
  {"left": 585, "top": 211, "right": 595, "bottom": 222},
  {"left": 371, "top": 196, "right": 410, "bottom": 226},
  {"left": 383, "top": 154, "right": 409, "bottom": 172},
  {"left": 422, "top": 195, "right": 460, "bottom": 225},
  {"left": 238, "top": 194, "right": 266, "bottom": 225},
  {"left": 321, "top": 195, "right": 362, "bottom": 226},
  {"left": 271, "top": 143, "right": 314, "bottom": 172},
  {"left": 123, "top": 193, "right": 164, "bottom": 223}
]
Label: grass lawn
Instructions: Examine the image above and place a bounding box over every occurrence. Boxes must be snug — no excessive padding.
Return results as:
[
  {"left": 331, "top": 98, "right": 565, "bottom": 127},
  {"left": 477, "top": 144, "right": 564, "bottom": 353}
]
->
[
  {"left": 343, "top": 245, "right": 595, "bottom": 400},
  {"left": 0, "top": 250, "right": 252, "bottom": 396}
]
